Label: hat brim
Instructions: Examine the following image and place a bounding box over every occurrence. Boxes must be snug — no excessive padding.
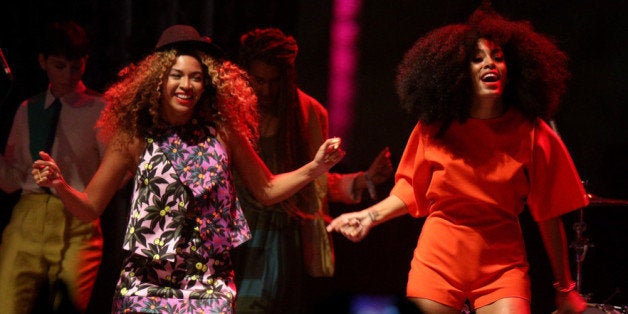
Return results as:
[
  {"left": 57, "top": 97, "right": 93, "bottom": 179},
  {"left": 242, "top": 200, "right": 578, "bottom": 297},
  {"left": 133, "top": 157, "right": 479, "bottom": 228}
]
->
[{"left": 156, "top": 40, "right": 225, "bottom": 58}]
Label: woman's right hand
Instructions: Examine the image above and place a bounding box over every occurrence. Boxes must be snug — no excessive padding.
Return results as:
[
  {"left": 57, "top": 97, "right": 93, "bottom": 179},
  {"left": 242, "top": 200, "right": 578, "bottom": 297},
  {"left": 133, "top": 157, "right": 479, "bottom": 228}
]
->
[
  {"left": 366, "top": 147, "right": 393, "bottom": 184},
  {"left": 32, "top": 151, "right": 65, "bottom": 188}
]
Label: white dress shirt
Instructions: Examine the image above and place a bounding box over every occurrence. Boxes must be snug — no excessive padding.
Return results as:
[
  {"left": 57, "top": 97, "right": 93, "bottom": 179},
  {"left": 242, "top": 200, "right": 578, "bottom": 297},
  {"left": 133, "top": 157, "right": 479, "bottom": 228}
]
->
[{"left": 0, "top": 81, "right": 106, "bottom": 195}]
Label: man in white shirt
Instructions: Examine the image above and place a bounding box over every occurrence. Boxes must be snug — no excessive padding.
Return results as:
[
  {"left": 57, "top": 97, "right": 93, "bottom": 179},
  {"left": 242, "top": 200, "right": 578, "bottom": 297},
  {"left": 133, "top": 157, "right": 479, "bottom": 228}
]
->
[{"left": 0, "top": 21, "right": 106, "bottom": 314}]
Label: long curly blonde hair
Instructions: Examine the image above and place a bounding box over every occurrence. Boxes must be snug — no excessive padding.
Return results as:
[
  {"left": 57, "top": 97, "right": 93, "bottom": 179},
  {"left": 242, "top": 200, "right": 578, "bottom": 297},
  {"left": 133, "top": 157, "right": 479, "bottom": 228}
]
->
[{"left": 97, "top": 48, "right": 259, "bottom": 144}]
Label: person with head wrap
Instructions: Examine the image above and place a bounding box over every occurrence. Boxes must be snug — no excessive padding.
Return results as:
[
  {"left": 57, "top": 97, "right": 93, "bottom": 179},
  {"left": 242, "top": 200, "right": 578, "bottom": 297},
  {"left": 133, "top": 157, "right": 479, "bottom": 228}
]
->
[
  {"left": 234, "top": 28, "right": 393, "bottom": 313},
  {"left": 327, "top": 7, "right": 588, "bottom": 314},
  {"left": 30, "top": 24, "right": 344, "bottom": 313}
]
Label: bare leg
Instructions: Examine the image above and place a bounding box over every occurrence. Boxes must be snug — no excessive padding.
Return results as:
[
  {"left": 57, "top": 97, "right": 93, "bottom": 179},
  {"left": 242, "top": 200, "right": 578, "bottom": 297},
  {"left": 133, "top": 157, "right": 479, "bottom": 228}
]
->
[
  {"left": 475, "top": 297, "right": 530, "bottom": 314},
  {"left": 409, "top": 297, "right": 462, "bottom": 314}
]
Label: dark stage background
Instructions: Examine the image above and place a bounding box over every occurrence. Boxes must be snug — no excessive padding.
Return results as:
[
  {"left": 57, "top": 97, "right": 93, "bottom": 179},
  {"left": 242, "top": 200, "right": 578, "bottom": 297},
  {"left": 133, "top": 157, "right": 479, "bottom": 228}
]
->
[{"left": 1, "top": 1, "right": 626, "bottom": 313}]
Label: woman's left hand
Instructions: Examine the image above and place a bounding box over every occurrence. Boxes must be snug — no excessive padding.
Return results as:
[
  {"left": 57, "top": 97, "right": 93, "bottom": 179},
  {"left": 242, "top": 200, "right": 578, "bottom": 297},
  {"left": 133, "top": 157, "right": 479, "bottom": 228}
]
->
[{"left": 316, "top": 137, "right": 345, "bottom": 168}]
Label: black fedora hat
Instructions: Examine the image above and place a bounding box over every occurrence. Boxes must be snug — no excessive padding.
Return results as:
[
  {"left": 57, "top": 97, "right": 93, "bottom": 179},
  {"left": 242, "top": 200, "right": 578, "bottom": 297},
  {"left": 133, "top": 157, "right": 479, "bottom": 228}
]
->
[{"left": 155, "top": 24, "right": 224, "bottom": 58}]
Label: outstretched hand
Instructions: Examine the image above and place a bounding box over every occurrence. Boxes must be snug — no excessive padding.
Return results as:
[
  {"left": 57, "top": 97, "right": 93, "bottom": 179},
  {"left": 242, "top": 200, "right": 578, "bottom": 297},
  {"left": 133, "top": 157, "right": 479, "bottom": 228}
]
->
[
  {"left": 366, "top": 147, "right": 393, "bottom": 184},
  {"left": 326, "top": 210, "right": 373, "bottom": 242},
  {"left": 32, "top": 151, "right": 65, "bottom": 188}
]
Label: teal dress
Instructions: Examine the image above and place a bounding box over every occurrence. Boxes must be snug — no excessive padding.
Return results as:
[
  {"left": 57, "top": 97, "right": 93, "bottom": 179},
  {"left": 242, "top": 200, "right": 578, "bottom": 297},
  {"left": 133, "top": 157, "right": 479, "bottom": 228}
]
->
[{"left": 232, "top": 134, "right": 305, "bottom": 314}]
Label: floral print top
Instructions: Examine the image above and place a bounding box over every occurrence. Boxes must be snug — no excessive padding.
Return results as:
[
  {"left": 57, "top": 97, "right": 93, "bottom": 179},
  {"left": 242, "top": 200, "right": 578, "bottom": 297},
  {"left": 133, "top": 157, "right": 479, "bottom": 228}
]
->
[{"left": 122, "top": 121, "right": 251, "bottom": 263}]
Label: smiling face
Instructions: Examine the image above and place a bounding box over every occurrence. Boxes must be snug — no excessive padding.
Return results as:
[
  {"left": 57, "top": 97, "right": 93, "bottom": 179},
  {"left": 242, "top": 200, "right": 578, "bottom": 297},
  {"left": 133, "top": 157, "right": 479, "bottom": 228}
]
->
[
  {"left": 161, "top": 55, "right": 205, "bottom": 125},
  {"left": 470, "top": 38, "right": 507, "bottom": 100}
]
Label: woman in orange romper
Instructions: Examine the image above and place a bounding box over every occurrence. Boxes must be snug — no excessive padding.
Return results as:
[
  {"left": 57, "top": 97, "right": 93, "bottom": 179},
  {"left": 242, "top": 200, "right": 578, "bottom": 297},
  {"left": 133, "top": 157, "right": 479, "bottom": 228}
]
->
[{"left": 327, "top": 7, "right": 589, "bottom": 314}]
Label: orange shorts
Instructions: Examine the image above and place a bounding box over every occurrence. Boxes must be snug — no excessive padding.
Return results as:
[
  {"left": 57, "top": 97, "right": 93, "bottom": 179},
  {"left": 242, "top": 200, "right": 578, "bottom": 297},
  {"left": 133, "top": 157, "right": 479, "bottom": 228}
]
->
[{"left": 406, "top": 215, "right": 531, "bottom": 310}]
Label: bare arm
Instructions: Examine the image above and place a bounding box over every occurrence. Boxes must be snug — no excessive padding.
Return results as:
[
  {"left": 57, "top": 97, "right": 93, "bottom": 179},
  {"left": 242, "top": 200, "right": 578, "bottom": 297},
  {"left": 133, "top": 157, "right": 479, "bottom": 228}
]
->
[
  {"left": 538, "top": 217, "right": 587, "bottom": 313},
  {"left": 326, "top": 194, "right": 408, "bottom": 242},
  {"left": 223, "top": 128, "right": 344, "bottom": 206},
  {"left": 33, "top": 134, "right": 140, "bottom": 222},
  {"left": 226, "top": 128, "right": 345, "bottom": 205}
]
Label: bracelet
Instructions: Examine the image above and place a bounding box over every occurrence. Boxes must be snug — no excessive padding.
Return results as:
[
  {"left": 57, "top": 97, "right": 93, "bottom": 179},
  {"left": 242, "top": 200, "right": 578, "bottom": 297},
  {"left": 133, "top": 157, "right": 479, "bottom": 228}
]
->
[
  {"left": 368, "top": 211, "right": 376, "bottom": 223},
  {"left": 553, "top": 281, "right": 576, "bottom": 293},
  {"left": 364, "top": 172, "right": 378, "bottom": 200}
]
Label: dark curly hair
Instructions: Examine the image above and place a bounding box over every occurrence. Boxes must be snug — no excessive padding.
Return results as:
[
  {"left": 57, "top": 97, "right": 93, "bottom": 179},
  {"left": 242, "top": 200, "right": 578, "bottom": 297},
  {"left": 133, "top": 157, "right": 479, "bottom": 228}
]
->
[{"left": 396, "top": 8, "right": 570, "bottom": 135}]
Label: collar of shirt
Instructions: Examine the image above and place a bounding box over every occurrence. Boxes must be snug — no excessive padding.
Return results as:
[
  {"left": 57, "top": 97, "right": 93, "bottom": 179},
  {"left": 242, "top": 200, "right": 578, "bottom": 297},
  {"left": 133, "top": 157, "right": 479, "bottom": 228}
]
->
[{"left": 44, "top": 81, "right": 87, "bottom": 109}]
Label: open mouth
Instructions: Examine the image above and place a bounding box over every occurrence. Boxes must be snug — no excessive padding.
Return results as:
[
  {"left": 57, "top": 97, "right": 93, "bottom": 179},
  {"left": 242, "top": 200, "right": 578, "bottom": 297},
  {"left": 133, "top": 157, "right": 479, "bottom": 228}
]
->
[{"left": 481, "top": 72, "right": 500, "bottom": 83}]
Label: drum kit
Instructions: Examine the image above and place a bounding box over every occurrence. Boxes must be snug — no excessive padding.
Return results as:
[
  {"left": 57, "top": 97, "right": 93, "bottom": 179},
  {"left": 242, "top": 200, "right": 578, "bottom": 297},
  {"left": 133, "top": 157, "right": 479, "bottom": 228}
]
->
[{"left": 572, "top": 193, "right": 628, "bottom": 314}]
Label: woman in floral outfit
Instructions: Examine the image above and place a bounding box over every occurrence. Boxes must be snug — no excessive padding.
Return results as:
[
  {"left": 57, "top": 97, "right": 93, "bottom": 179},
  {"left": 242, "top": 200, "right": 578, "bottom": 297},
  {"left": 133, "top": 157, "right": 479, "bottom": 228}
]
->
[{"left": 31, "top": 25, "right": 344, "bottom": 313}]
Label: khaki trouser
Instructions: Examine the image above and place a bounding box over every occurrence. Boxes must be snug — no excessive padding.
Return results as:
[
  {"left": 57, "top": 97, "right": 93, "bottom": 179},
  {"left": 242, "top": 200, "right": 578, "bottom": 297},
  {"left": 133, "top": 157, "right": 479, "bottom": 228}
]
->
[{"left": 0, "top": 194, "right": 103, "bottom": 313}]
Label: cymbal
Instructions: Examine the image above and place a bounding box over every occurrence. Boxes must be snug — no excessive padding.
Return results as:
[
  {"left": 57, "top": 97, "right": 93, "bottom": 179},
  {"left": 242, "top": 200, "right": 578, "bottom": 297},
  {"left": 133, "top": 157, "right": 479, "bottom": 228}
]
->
[{"left": 586, "top": 193, "right": 628, "bottom": 206}]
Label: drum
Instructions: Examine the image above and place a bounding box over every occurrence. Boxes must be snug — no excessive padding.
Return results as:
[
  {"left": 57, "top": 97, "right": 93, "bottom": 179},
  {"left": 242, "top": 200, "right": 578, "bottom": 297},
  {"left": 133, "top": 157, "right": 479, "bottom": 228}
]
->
[{"left": 584, "top": 303, "right": 627, "bottom": 314}]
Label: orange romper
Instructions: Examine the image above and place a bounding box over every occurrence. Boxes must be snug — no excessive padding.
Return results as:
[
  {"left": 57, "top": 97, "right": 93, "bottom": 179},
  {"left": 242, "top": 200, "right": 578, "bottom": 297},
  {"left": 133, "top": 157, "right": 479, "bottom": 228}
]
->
[{"left": 390, "top": 108, "right": 589, "bottom": 309}]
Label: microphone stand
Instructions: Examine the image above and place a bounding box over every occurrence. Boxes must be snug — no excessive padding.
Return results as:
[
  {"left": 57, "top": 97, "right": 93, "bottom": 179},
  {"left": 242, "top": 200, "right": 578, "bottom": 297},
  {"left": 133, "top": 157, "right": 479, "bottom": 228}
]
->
[
  {"left": 570, "top": 206, "right": 593, "bottom": 294},
  {"left": 548, "top": 119, "right": 592, "bottom": 295},
  {"left": 0, "top": 48, "right": 14, "bottom": 108}
]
